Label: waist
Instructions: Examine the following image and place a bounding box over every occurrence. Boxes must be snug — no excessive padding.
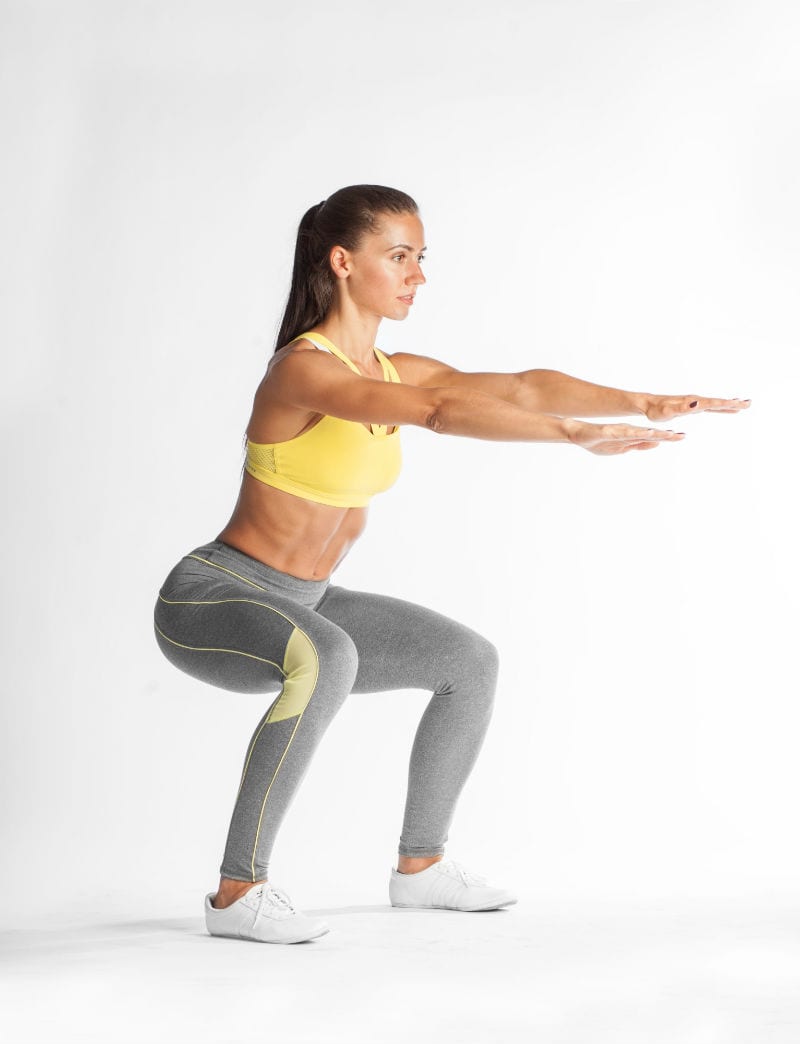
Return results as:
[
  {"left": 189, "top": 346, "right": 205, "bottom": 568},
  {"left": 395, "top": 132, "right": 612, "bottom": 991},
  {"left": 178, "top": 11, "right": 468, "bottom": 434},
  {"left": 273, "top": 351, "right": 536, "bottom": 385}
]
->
[{"left": 187, "top": 540, "right": 333, "bottom": 595}]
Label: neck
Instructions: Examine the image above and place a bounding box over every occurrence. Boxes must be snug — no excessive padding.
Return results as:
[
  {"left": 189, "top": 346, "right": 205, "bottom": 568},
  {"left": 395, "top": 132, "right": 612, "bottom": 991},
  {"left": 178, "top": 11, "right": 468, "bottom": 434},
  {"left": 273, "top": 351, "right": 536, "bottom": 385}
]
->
[{"left": 312, "top": 303, "right": 382, "bottom": 369}]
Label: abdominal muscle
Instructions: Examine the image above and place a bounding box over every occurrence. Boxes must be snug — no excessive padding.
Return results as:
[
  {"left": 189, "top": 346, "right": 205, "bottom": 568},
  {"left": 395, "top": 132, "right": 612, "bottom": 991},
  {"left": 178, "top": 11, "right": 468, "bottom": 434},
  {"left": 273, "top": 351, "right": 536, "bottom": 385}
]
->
[{"left": 215, "top": 473, "right": 367, "bottom": 581}]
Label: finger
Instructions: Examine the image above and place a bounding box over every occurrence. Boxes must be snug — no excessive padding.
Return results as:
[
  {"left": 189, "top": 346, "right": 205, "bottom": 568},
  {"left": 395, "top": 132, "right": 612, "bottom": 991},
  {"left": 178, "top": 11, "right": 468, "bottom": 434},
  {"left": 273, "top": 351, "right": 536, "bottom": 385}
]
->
[
  {"left": 691, "top": 397, "right": 751, "bottom": 412},
  {"left": 622, "top": 426, "right": 666, "bottom": 439},
  {"left": 607, "top": 441, "right": 660, "bottom": 454},
  {"left": 601, "top": 424, "right": 684, "bottom": 444},
  {"left": 704, "top": 400, "right": 752, "bottom": 411},
  {"left": 627, "top": 429, "right": 685, "bottom": 441}
]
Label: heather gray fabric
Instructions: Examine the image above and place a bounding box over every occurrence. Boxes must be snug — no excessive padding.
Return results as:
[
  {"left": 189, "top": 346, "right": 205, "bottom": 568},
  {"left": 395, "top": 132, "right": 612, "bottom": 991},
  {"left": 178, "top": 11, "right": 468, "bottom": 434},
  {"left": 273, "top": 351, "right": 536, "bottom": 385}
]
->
[{"left": 154, "top": 539, "right": 499, "bottom": 882}]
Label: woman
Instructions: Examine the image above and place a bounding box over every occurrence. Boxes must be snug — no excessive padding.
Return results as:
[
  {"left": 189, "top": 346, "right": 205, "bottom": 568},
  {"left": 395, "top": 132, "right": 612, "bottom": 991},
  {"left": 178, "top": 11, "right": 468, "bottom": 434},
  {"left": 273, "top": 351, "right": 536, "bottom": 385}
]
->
[{"left": 153, "top": 184, "right": 749, "bottom": 945}]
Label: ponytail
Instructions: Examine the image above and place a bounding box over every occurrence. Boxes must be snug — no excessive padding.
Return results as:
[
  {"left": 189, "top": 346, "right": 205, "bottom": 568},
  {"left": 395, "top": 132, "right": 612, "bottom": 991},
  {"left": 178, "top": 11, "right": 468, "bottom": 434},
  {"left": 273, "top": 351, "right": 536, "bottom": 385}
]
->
[{"left": 274, "top": 185, "right": 418, "bottom": 351}]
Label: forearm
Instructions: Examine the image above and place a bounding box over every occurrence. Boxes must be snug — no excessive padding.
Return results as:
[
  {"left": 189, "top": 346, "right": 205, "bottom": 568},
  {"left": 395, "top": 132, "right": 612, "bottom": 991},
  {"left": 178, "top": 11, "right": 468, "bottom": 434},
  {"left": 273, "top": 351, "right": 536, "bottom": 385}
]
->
[
  {"left": 429, "top": 386, "right": 578, "bottom": 442},
  {"left": 426, "top": 385, "right": 682, "bottom": 455},
  {"left": 516, "top": 369, "right": 650, "bottom": 418}
]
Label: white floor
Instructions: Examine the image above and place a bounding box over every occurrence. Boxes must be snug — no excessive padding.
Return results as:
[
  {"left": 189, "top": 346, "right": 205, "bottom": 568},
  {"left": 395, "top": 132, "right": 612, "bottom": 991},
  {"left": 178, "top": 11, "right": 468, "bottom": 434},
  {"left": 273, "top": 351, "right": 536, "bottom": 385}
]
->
[{"left": 3, "top": 892, "right": 800, "bottom": 1044}]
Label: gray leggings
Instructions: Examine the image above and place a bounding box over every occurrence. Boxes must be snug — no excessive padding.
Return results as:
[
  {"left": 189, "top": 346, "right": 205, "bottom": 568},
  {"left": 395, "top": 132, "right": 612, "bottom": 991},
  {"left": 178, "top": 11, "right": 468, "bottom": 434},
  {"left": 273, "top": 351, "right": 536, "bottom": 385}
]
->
[{"left": 153, "top": 540, "right": 499, "bottom": 882}]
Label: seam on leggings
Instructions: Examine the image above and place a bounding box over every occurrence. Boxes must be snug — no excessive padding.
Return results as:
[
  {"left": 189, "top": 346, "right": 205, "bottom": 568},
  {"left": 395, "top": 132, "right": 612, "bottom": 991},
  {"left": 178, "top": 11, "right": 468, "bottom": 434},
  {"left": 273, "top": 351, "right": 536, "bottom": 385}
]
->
[
  {"left": 248, "top": 713, "right": 305, "bottom": 880},
  {"left": 157, "top": 591, "right": 320, "bottom": 883},
  {"left": 186, "top": 554, "right": 270, "bottom": 591},
  {"left": 153, "top": 621, "right": 284, "bottom": 672}
]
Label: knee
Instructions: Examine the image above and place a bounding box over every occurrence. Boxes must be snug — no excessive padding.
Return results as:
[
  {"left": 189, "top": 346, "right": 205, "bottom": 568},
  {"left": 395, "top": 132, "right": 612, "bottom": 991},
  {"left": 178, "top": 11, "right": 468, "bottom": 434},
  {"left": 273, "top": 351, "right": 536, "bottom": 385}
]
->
[
  {"left": 435, "top": 630, "right": 500, "bottom": 697},
  {"left": 265, "top": 626, "right": 358, "bottom": 724},
  {"left": 313, "top": 628, "right": 360, "bottom": 697},
  {"left": 469, "top": 634, "right": 500, "bottom": 688}
]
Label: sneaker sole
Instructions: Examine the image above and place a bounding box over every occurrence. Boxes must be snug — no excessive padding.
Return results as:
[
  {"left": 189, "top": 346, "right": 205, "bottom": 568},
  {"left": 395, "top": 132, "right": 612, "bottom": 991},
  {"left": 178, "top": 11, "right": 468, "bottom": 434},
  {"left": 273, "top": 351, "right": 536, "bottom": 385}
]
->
[
  {"left": 390, "top": 898, "right": 518, "bottom": 912},
  {"left": 207, "top": 925, "right": 331, "bottom": 944}
]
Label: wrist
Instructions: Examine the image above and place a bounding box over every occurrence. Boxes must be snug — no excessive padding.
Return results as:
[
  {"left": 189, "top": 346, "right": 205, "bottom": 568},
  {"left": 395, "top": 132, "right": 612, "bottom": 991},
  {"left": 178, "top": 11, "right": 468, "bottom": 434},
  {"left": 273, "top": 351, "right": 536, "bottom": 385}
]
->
[
  {"left": 561, "top": 417, "right": 585, "bottom": 445},
  {"left": 630, "top": 391, "right": 652, "bottom": 418}
]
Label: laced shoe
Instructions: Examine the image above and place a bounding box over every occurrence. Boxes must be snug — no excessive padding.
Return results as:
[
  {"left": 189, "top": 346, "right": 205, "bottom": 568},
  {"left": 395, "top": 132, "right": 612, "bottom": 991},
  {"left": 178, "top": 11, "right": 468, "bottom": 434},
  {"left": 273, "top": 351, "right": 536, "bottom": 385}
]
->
[
  {"left": 389, "top": 857, "right": 518, "bottom": 912},
  {"left": 205, "top": 882, "right": 330, "bottom": 944}
]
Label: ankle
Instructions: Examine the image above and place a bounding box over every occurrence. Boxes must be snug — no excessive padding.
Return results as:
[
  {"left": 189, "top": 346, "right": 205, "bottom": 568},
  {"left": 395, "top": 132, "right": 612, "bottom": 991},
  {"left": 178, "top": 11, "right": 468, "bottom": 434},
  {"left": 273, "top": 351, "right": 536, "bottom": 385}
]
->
[
  {"left": 396, "top": 854, "right": 444, "bottom": 875},
  {"left": 212, "top": 877, "right": 267, "bottom": 909}
]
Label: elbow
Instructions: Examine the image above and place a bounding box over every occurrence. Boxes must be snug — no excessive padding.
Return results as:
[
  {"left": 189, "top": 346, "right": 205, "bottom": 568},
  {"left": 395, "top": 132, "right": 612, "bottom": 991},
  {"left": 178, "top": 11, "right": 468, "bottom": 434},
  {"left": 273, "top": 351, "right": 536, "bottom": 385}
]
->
[
  {"left": 422, "top": 388, "right": 454, "bottom": 434},
  {"left": 425, "top": 408, "right": 446, "bottom": 434}
]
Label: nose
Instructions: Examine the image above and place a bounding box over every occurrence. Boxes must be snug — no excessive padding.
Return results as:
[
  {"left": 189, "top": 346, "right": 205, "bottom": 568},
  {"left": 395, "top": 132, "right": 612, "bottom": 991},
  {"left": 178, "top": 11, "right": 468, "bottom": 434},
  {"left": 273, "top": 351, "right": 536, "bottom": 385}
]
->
[{"left": 407, "top": 262, "right": 426, "bottom": 287}]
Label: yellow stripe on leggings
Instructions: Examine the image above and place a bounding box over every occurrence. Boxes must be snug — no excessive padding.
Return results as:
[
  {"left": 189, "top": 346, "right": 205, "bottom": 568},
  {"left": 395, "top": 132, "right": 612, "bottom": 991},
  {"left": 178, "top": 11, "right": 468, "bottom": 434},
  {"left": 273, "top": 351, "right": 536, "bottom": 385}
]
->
[
  {"left": 153, "top": 621, "right": 283, "bottom": 672},
  {"left": 186, "top": 554, "right": 269, "bottom": 590}
]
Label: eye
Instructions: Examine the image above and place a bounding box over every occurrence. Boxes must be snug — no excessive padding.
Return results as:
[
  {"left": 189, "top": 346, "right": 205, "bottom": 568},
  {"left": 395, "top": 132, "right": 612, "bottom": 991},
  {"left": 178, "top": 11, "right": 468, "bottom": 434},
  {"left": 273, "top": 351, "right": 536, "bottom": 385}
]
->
[{"left": 392, "top": 253, "right": 426, "bottom": 263}]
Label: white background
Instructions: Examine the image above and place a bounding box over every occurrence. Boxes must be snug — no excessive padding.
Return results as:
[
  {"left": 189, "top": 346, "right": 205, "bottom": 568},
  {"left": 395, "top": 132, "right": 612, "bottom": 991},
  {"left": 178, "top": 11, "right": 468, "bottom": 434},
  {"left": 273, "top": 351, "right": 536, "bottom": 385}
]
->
[{"left": 1, "top": 0, "right": 797, "bottom": 934}]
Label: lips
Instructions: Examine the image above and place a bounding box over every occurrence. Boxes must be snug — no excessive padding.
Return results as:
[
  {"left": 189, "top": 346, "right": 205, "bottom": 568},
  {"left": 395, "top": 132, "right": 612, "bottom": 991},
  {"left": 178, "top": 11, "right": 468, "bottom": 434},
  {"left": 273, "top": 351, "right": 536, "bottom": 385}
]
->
[{"left": 398, "top": 295, "right": 415, "bottom": 303}]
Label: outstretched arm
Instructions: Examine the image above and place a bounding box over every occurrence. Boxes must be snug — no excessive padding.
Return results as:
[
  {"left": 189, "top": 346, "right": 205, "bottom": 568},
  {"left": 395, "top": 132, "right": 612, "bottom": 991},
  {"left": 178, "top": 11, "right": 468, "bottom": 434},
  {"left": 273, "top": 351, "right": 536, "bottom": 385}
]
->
[
  {"left": 268, "top": 348, "right": 686, "bottom": 456},
  {"left": 390, "top": 352, "right": 751, "bottom": 420}
]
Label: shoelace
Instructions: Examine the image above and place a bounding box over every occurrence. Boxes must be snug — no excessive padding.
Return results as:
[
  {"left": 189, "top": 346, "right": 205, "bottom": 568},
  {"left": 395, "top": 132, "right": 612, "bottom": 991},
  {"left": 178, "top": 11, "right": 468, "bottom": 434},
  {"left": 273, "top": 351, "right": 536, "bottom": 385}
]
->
[
  {"left": 439, "top": 858, "right": 488, "bottom": 887},
  {"left": 252, "top": 884, "right": 296, "bottom": 928}
]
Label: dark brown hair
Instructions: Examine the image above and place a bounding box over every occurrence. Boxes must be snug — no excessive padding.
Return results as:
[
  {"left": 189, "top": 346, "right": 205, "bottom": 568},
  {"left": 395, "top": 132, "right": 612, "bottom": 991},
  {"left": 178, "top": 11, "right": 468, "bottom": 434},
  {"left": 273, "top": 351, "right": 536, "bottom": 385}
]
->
[{"left": 274, "top": 184, "right": 419, "bottom": 351}]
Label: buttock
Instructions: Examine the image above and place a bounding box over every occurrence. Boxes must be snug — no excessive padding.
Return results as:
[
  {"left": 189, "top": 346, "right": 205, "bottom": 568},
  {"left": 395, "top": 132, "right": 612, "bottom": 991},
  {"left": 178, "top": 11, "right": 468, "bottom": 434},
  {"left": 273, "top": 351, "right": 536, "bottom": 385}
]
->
[{"left": 153, "top": 543, "right": 354, "bottom": 697}]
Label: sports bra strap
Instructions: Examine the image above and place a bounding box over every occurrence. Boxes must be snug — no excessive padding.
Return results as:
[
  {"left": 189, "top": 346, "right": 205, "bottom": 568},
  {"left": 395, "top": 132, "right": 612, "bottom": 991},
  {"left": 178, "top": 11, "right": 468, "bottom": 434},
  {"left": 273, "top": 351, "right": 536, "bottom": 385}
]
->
[
  {"left": 293, "top": 331, "right": 362, "bottom": 376},
  {"left": 292, "top": 330, "right": 399, "bottom": 384}
]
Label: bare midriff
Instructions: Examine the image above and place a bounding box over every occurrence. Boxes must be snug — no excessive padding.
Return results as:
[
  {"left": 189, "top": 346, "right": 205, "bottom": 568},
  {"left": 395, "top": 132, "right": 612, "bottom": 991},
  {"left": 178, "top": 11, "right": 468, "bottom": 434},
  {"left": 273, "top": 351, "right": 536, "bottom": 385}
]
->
[{"left": 215, "top": 473, "right": 368, "bottom": 582}]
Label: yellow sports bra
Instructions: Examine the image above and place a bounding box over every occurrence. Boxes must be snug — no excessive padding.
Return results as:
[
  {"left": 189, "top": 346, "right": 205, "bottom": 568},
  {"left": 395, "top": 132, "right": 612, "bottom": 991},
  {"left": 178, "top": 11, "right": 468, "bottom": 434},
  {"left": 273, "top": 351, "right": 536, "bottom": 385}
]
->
[{"left": 244, "top": 331, "right": 403, "bottom": 508}]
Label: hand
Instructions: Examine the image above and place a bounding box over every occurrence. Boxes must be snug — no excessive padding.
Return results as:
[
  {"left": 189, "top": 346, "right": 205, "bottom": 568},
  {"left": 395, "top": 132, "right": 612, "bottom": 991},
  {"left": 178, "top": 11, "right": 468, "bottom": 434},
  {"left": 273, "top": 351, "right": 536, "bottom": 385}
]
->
[
  {"left": 567, "top": 420, "right": 686, "bottom": 456},
  {"left": 644, "top": 395, "right": 751, "bottom": 422}
]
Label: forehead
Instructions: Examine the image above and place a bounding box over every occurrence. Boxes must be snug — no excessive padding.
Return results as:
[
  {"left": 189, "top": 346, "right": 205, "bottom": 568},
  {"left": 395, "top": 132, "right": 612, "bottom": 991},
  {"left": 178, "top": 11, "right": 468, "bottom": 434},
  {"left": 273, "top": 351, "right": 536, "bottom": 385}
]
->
[{"left": 371, "top": 212, "right": 426, "bottom": 250}]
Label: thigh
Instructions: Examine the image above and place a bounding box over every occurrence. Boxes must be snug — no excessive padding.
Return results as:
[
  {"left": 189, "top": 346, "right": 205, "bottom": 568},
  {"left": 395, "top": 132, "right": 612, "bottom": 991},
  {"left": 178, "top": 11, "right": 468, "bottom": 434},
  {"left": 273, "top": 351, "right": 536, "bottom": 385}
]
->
[{"left": 315, "top": 584, "right": 498, "bottom": 695}]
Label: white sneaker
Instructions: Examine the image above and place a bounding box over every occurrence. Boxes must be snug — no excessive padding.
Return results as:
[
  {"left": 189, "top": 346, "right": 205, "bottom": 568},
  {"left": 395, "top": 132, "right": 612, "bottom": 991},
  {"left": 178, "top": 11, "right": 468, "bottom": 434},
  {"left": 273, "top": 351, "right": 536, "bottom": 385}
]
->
[
  {"left": 205, "top": 882, "right": 330, "bottom": 944},
  {"left": 389, "top": 858, "right": 518, "bottom": 912}
]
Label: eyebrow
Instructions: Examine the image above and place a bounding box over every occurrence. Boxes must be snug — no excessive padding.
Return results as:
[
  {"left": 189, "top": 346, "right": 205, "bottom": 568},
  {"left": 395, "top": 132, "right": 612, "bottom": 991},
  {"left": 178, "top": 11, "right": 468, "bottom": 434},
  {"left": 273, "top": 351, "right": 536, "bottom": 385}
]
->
[{"left": 386, "top": 244, "right": 427, "bottom": 252}]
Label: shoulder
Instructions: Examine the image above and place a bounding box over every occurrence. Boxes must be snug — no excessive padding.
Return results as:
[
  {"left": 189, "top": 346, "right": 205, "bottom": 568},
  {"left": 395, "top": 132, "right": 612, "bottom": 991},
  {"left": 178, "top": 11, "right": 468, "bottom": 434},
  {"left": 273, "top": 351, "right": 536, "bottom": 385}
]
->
[
  {"left": 271, "top": 337, "right": 325, "bottom": 362},
  {"left": 383, "top": 351, "right": 462, "bottom": 388},
  {"left": 266, "top": 338, "right": 335, "bottom": 377},
  {"left": 283, "top": 337, "right": 324, "bottom": 354}
]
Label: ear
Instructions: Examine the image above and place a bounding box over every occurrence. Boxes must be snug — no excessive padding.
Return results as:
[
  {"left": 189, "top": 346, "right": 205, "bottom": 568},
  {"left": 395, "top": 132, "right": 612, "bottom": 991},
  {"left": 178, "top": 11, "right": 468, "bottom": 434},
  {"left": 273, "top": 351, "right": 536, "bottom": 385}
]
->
[{"left": 328, "top": 245, "right": 352, "bottom": 281}]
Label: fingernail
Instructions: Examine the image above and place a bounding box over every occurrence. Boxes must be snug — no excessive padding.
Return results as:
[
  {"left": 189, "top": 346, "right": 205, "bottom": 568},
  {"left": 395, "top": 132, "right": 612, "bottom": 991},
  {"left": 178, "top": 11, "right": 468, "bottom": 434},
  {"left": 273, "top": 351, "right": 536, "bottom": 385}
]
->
[{"left": 689, "top": 401, "right": 698, "bottom": 408}]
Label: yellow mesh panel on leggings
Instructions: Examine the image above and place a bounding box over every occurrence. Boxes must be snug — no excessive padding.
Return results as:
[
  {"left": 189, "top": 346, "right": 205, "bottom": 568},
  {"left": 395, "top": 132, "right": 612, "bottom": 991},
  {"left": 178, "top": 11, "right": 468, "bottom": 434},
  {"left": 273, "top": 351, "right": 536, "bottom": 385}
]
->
[{"left": 265, "top": 626, "right": 318, "bottom": 723}]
